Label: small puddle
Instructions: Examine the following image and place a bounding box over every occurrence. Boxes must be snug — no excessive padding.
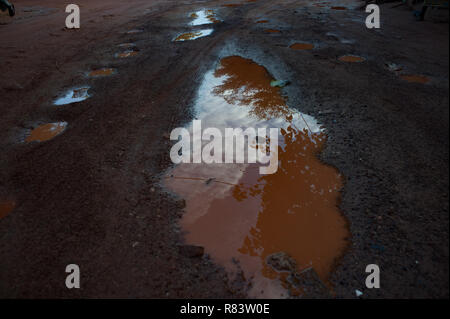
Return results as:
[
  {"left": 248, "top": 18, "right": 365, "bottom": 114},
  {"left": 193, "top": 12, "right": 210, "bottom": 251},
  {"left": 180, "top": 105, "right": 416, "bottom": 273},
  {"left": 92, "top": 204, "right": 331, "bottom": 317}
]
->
[
  {"left": 338, "top": 55, "right": 365, "bottom": 63},
  {"left": 126, "top": 29, "right": 143, "bottom": 34},
  {"left": 88, "top": 68, "right": 117, "bottom": 77},
  {"left": 0, "top": 200, "right": 15, "bottom": 219},
  {"left": 386, "top": 63, "right": 402, "bottom": 72},
  {"left": 326, "top": 32, "right": 355, "bottom": 44},
  {"left": 115, "top": 50, "right": 139, "bottom": 58},
  {"left": 118, "top": 43, "right": 137, "bottom": 49},
  {"left": 54, "top": 87, "right": 90, "bottom": 105},
  {"left": 400, "top": 74, "right": 430, "bottom": 84},
  {"left": 164, "top": 56, "right": 349, "bottom": 297},
  {"left": 290, "top": 43, "right": 315, "bottom": 50},
  {"left": 190, "top": 9, "right": 220, "bottom": 25},
  {"left": 264, "top": 29, "right": 281, "bottom": 33},
  {"left": 174, "top": 29, "right": 214, "bottom": 41},
  {"left": 26, "top": 122, "right": 67, "bottom": 143}
]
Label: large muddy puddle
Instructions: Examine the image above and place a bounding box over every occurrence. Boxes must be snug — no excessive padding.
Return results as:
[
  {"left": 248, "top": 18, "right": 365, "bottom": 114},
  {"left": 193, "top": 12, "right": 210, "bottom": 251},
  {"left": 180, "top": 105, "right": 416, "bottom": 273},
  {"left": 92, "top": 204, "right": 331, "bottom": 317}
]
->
[{"left": 163, "top": 56, "right": 349, "bottom": 297}]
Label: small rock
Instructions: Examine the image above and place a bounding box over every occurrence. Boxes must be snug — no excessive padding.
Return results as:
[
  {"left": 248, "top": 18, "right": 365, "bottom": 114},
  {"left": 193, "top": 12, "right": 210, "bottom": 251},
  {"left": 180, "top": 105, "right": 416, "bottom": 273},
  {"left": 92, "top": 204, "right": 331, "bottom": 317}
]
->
[
  {"left": 266, "top": 252, "right": 297, "bottom": 272},
  {"left": 288, "top": 267, "right": 331, "bottom": 298}
]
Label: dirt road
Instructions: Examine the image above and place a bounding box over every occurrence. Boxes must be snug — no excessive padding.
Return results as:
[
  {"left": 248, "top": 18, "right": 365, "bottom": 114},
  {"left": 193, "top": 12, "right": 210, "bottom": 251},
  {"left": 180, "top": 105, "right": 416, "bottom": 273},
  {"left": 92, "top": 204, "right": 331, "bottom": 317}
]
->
[{"left": 0, "top": 0, "right": 448, "bottom": 298}]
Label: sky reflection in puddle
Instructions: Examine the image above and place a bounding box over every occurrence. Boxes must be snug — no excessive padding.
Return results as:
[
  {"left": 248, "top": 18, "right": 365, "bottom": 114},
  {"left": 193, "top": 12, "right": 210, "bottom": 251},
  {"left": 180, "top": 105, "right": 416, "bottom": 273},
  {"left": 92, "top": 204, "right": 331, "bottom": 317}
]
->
[{"left": 164, "top": 56, "right": 349, "bottom": 298}]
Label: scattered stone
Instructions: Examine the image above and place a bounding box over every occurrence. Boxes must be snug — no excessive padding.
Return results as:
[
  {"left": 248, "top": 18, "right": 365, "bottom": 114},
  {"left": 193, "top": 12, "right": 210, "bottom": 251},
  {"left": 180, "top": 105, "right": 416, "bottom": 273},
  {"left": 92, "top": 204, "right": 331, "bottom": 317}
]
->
[
  {"left": 288, "top": 267, "right": 331, "bottom": 298},
  {"left": 266, "top": 252, "right": 297, "bottom": 272}
]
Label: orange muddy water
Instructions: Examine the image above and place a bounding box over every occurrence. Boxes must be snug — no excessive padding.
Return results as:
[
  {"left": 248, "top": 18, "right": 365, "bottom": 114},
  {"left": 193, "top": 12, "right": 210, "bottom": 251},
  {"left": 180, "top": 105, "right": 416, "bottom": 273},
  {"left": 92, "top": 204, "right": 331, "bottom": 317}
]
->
[
  {"left": 264, "top": 29, "right": 281, "bottom": 33},
  {"left": 339, "top": 55, "right": 365, "bottom": 63},
  {"left": 0, "top": 200, "right": 15, "bottom": 219},
  {"left": 223, "top": 3, "right": 242, "bottom": 7},
  {"left": 88, "top": 68, "right": 117, "bottom": 77},
  {"left": 174, "top": 29, "right": 213, "bottom": 41},
  {"left": 116, "top": 50, "right": 139, "bottom": 58},
  {"left": 26, "top": 122, "right": 67, "bottom": 143},
  {"left": 164, "top": 56, "right": 349, "bottom": 297},
  {"left": 190, "top": 9, "right": 220, "bottom": 24},
  {"left": 118, "top": 43, "right": 137, "bottom": 49},
  {"left": 400, "top": 74, "right": 430, "bottom": 84},
  {"left": 290, "top": 43, "right": 315, "bottom": 50}
]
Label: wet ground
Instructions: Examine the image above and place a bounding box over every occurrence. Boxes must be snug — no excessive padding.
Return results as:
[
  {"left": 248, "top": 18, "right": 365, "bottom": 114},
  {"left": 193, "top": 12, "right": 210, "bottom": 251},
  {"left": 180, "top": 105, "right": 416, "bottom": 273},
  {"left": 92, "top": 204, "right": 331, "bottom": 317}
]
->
[{"left": 0, "top": 0, "right": 448, "bottom": 298}]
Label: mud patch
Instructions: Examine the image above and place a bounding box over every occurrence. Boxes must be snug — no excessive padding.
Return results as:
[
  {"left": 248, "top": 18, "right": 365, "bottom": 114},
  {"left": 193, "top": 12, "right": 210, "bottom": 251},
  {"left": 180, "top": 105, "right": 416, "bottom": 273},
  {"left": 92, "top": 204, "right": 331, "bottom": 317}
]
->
[
  {"left": 0, "top": 200, "right": 15, "bottom": 219},
  {"left": 26, "top": 122, "right": 68, "bottom": 143},
  {"left": 338, "top": 55, "right": 365, "bottom": 63},
  {"left": 290, "top": 43, "right": 315, "bottom": 50},
  {"left": 54, "top": 87, "right": 90, "bottom": 105},
  {"left": 400, "top": 74, "right": 430, "bottom": 84},
  {"left": 164, "top": 56, "right": 349, "bottom": 298},
  {"left": 88, "top": 68, "right": 117, "bottom": 77},
  {"left": 174, "top": 29, "right": 213, "bottom": 41}
]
